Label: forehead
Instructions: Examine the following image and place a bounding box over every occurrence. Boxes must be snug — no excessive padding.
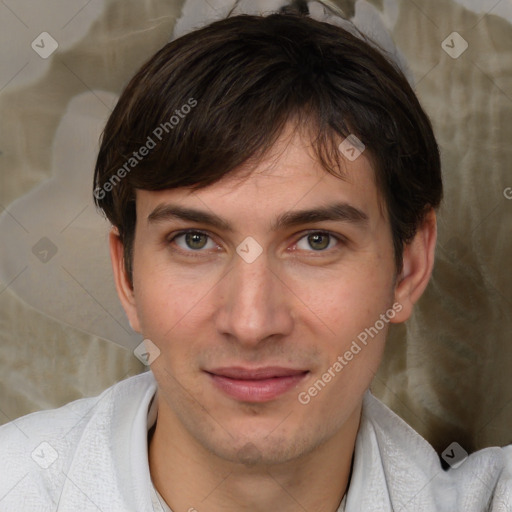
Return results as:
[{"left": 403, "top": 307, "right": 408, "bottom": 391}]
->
[{"left": 135, "top": 123, "right": 386, "bottom": 228}]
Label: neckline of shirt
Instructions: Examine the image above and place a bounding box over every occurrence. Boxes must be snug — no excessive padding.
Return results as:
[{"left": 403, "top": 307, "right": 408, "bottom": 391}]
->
[{"left": 145, "top": 388, "right": 347, "bottom": 511}]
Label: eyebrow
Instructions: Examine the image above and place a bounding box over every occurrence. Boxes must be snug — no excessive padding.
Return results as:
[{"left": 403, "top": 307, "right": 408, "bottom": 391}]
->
[{"left": 147, "top": 201, "right": 369, "bottom": 232}]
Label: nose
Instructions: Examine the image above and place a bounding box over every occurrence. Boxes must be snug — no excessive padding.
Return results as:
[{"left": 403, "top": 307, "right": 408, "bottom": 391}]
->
[{"left": 215, "top": 250, "right": 294, "bottom": 348}]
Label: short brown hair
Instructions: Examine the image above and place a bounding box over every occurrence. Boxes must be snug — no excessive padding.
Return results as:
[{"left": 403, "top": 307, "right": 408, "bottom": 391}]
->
[{"left": 93, "top": 11, "right": 442, "bottom": 286}]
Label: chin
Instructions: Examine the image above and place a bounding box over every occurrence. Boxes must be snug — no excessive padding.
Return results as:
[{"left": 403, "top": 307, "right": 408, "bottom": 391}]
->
[{"left": 207, "top": 429, "right": 319, "bottom": 467}]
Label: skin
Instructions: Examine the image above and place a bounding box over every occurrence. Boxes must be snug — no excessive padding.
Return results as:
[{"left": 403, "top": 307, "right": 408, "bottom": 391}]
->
[{"left": 110, "top": 122, "right": 437, "bottom": 512}]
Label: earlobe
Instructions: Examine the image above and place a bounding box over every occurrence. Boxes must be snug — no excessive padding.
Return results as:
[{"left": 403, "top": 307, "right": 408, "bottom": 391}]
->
[
  {"left": 108, "top": 227, "right": 142, "bottom": 334},
  {"left": 390, "top": 209, "right": 437, "bottom": 324}
]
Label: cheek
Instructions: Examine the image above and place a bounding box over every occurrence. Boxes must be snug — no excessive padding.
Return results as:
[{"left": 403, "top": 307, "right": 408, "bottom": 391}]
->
[
  {"left": 289, "top": 258, "right": 394, "bottom": 333},
  {"left": 132, "top": 255, "right": 220, "bottom": 351},
  {"left": 135, "top": 280, "right": 198, "bottom": 335},
  {"left": 294, "top": 267, "right": 392, "bottom": 413}
]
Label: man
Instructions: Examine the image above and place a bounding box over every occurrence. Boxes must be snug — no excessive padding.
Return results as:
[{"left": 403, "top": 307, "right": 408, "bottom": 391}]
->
[{"left": 1, "top": 6, "right": 511, "bottom": 512}]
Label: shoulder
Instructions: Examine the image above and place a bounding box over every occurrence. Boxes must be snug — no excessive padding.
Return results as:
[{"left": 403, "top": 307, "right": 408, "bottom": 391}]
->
[
  {"left": 491, "top": 444, "right": 512, "bottom": 510},
  {"left": 355, "top": 390, "right": 512, "bottom": 511},
  {"left": 0, "top": 371, "right": 156, "bottom": 511}
]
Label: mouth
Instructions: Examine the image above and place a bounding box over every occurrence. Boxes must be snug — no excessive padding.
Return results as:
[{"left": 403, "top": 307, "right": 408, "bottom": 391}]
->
[{"left": 205, "top": 366, "right": 309, "bottom": 403}]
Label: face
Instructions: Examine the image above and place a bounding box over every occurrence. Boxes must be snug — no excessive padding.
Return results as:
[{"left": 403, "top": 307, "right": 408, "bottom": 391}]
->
[{"left": 117, "top": 123, "right": 404, "bottom": 466}]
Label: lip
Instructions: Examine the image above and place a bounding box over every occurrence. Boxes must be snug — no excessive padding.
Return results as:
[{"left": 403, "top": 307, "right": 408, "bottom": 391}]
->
[{"left": 206, "top": 366, "right": 309, "bottom": 403}]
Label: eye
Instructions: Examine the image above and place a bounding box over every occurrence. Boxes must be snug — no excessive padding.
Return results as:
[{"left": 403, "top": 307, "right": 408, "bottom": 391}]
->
[
  {"left": 295, "top": 231, "right": 342, "bottom": 252},
  {"left": 169, "top": 230, "right": 218, "bottom": 252},
  {"left": 167, "top": 229, "right": 344, "bottom": 256}
]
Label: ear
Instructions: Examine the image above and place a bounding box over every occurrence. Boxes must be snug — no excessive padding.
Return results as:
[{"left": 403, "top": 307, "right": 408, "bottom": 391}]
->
[
  {"left": 109, "top": 226, "right": 142, "bottom": 334},
  {"left": 390, "top": 209, "right": 437, "bottom": 323}
]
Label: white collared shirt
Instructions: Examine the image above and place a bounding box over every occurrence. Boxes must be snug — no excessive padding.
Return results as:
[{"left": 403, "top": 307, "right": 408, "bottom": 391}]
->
[{"left": 0, "top": 370, "right": 510, "bottom": 511}]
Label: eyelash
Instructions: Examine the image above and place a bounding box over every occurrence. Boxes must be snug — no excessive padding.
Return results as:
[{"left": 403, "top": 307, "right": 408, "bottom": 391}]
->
[{"left": 166, "top": 229, "right": 345, "bottom": 257}]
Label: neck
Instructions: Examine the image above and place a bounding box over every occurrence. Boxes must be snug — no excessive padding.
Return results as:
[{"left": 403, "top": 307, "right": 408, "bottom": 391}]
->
[{"left": 148, "top": 399, "right": 360, "bottom": 512}]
